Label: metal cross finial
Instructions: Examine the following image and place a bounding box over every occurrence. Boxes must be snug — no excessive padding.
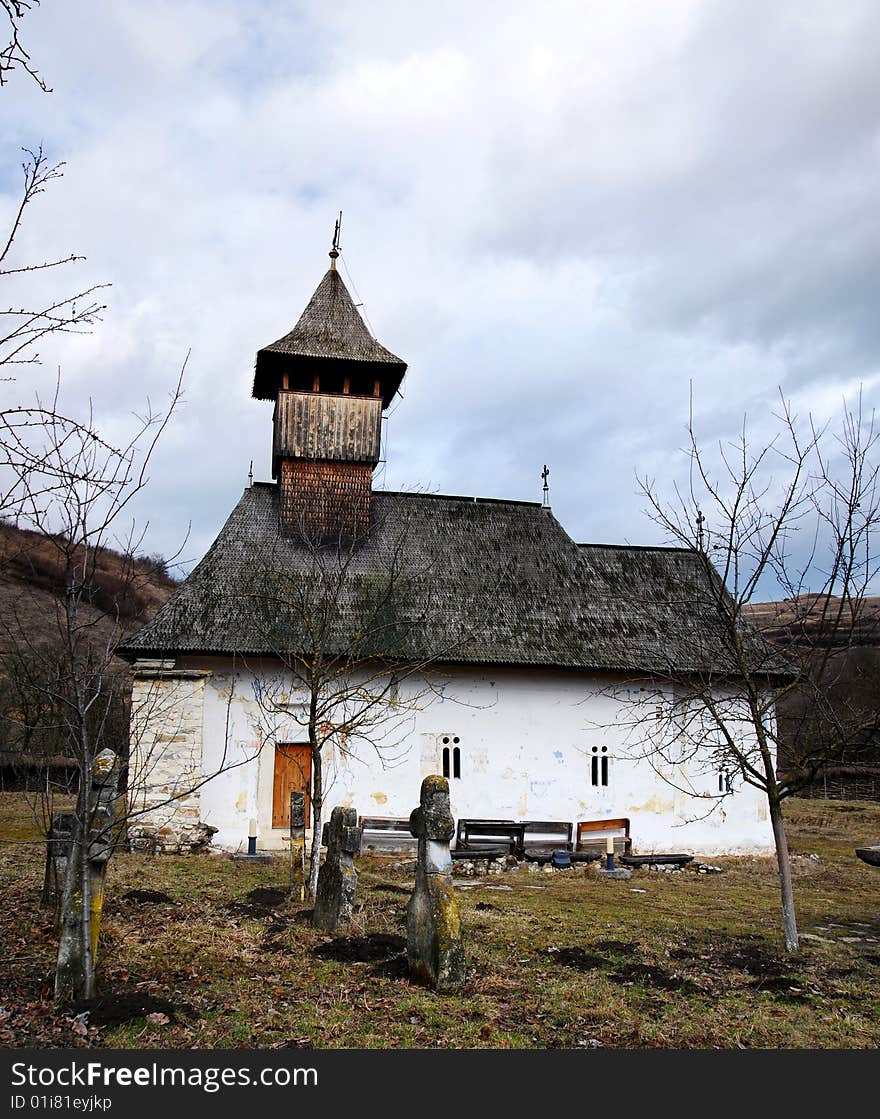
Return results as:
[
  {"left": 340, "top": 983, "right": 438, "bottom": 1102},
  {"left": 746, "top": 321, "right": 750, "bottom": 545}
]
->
[
  {"left": 329, "top": 211, "right": 342, "bottom": 268},
  {"left": 542, "top": 464, "right": 550, "bottom": 509},
  {"left": 696, "top": 508, "right": 705, "bottom": 550},
  {"left": 248, "top": 460, "right": 253, "bottom": 488}
]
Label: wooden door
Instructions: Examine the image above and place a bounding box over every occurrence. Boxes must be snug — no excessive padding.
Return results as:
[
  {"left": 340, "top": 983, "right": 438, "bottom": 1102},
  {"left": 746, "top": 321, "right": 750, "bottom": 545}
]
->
[{"left": 272, "top": 744, "right": 311, "bottom": 829}]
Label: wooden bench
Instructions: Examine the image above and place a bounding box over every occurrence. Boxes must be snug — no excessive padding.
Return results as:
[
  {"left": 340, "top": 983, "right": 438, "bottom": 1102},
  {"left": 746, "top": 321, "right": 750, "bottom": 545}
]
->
[
  {"left": 356, "top": 816, "right": 416, "bottom": 853},
  {"left": 453, "top": 819, "right": 525, "bottom": 859},
  {"left": 575, "top": 818, "right": 632, "bottom": 860},
  {"left": 521, "top": 820, "right": 573, "bottom": 863},
  {"left": 619, "top": 853, "right": 693, "bottom": 868}
]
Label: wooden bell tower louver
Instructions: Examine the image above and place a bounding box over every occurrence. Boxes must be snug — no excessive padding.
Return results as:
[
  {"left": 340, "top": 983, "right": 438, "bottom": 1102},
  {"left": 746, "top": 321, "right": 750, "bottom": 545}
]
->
[{"left": 252, "top": 241, "right": 407, "bottom": 540}]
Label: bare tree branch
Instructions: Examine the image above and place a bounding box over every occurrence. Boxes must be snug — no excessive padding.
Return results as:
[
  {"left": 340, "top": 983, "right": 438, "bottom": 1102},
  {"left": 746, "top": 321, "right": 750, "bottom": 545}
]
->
[
  {"left": 1, "top": 148, "right": 109, "bottom": 380},
  {"left": 0, "top": 2, "right": 49, "bottom": 92}
]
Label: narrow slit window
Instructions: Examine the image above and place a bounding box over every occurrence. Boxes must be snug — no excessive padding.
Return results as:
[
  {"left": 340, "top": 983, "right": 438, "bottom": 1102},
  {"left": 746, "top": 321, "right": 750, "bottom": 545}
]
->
[
  {"left": 441, "top": 735, "right": 461, "bottom": 779},
  {"left": 592, "top": 746, "right": 609, "bottom": 787}
]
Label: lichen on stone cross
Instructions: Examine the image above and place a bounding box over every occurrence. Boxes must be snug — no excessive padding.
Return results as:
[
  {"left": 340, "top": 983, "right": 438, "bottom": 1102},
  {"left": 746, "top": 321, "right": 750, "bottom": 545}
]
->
[
  {"left": 92, "top": 749, "right": 117, "bottom": 782},
  {"left": 409, "top": 773, "right": 454, "bottom": 874},
  {"left": 406, "top": 775, "right": 465, "bottom": 991},
  {"left": 87, "top": 750, "right": 120, "bottom": 867},
  {"left": 312, "top": 805, "right": 362, "bottom": 932}
]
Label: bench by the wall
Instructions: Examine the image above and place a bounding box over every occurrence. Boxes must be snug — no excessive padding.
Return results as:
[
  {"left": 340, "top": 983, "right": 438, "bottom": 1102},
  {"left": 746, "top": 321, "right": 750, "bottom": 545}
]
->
[
  {"left": 619, "top": 853, "right": 692, "bottom": 867},
  {"left": 575, "top": 818, "right": 632, "bottom": 858},
  {"left": 521, "top": 820, "right": 573, "bottom": 863},
  {"left": 357, "top": 816, "right": 417, "bottom": 853},
  {"left": 453, "top": 818, "right": 525, "bottom": 859}
]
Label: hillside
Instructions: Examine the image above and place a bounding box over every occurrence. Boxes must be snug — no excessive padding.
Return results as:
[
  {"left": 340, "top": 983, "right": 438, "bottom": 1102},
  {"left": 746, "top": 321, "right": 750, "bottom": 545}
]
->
[
  {"left": 746, "top": 594, "right": 880, "bottom": 799},
  {"left": 745, "top": 595, "right": 880, "bottom": 648},
  {"left": 0, "top": 520, "right": 178, "bottom": 778},
  {"left": 0, "top": 520, "right": 176, "bottom": 645}
]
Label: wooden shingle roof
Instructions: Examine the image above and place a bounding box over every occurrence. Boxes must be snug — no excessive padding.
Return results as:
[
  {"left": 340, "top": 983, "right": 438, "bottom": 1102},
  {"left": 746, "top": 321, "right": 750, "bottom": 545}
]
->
[{"left": 119, "top": 485, "right": 788, "bottom": 679}]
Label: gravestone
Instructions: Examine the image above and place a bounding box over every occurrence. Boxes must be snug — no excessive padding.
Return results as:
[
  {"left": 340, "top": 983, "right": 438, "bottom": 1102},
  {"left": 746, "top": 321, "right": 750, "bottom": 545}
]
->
[
  {"left": 55, "top": 749, "right": 121, "bottom": 1001},
  {"left": 406, "top": 775, "right": 466, "bottom": 991},
  {"left": 312, "top": 806, "right": 362, "bottom": 931},
  {"left": 290, "top": 791, "right": 307, "bottom": 899},
  {"left": 41, "top": 811, "right": 77, "bottom": 916}
]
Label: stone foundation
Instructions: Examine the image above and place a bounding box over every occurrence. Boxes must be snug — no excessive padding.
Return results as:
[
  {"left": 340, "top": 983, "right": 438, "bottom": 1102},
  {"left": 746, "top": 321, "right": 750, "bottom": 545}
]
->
[{"left": 127, "top": 664, "right": 213, "bottom": 854}]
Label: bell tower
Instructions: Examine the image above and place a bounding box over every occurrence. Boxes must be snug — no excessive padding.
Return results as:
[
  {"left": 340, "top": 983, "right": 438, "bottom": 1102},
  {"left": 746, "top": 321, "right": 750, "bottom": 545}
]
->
[{"left": 252, "top": 234, "right": 407, "bottom": 540}]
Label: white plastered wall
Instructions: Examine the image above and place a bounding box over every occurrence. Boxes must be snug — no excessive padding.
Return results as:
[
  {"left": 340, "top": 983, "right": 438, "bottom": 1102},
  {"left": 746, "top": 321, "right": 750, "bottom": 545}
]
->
[{"left": 169, "top": 656, "right": 773, "bottom": 856}]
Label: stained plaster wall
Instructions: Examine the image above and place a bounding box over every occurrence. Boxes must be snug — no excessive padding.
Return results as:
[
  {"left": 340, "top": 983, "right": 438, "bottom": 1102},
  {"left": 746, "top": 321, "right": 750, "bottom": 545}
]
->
[{"left": 149, "top": 656, "right": 774, "bottom": 856}]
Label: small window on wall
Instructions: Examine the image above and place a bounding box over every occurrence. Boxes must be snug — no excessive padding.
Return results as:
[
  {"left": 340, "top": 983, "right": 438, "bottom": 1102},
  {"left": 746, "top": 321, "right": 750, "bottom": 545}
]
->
[
  {"left": 718, "top": 770, "right": 732, "bottom": 793},
  {"left": 590, "top": 746, "right": 609, "bottom": 787},
  {"left": 441, "top": 735, "right": 461, "bottom": 779}
]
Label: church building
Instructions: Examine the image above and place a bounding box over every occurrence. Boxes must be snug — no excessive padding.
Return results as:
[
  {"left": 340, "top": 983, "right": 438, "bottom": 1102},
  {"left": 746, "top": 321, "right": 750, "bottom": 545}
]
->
[{"left": 120, "top": 242, "right": 778, "bottom": 857}]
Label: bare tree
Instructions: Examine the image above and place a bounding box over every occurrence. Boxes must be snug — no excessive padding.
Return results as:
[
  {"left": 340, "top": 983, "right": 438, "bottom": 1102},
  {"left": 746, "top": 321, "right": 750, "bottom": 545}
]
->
[
  {"left": 0, "top": 367, "right": 189, "bottom": 1002},
  {"left": 1, "top": 147, "right": 108, "bottom": 380},
  {"left": 619, "top": 391, "right": 879, "bottom": 953},
  {"left": 1, "top": 1, "right": 49, "bottom": 91},
  {"left": 248, "top": 497, "right": 495, "bottom": 898}
]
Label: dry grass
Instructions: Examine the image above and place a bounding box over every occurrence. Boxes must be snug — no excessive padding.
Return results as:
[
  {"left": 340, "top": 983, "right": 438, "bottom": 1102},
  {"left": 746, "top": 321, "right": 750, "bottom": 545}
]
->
[{"left": 1, "top": 795, "right": 879, "bottom": 1049}]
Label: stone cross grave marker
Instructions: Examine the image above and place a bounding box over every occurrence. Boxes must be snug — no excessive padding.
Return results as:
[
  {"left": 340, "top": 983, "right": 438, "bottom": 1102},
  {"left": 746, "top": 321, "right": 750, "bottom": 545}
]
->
[
  {"left": 406, "top": 775, "right": 466, "bottom": 991},
  {"left": 41, "top": 811, "right": 77, "bottom": 918},
  {"left": 290, "top": 791, "right": 306, "bottom": 900},
  {"left": 312, "top": 805, "right": 362, "bottom": 931}
]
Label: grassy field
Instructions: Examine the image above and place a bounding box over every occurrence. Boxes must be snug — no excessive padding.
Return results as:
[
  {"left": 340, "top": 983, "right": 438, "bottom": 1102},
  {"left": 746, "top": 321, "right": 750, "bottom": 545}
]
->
[{"left": 1, "top": 795, "right": 879, "bottom": 1049}]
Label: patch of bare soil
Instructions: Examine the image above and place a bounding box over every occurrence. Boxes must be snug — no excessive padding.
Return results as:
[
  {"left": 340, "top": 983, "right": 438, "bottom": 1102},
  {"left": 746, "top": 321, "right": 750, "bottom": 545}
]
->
[
  {"left": 544, "top": 947, "right": 606, "bottom": 972},
  {"left": 313, "top": 933, "right": 406, "bottom": 963},
  {"left": 369, "top": 954, "right": 410, "bottom": 980},
  {"left": 607, "top": 963, "right": 702, "bottom": 995},
  {"left": 714, "top": 944, "right": 791, "bottom": 978},
  {"left": 227, "top": 887, "right": 290, "bottom": 918},
  {"left": 591, "top": 939, "right": 638, "bottom": 954},
  {"left": 545, "top": 942, "right": 701, "bottom": 993},
  {"left": 121, "top": 889, "right": 176, "bottom": 905},
  {"left": 749, "top": 977, "right": 812, "bottom": 1003},
  {"left": 71, "top": 991, "right": 195, "bottom": 1029}
]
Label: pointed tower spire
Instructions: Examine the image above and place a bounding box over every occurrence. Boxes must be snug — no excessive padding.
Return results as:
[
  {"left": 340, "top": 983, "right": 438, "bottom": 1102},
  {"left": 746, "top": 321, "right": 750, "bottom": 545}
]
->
[
  {"left": 252, "top": 262, "right": 406, "bottom": 406},
  {"left": 252, "top": 232, "right": 407, "bottom": 540}
]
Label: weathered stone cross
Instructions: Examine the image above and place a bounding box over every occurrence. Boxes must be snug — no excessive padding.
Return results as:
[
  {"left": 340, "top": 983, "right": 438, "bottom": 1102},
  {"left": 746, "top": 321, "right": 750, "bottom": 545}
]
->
[{"left": 406, "top": 775, "right": 466, "bottom": 991}]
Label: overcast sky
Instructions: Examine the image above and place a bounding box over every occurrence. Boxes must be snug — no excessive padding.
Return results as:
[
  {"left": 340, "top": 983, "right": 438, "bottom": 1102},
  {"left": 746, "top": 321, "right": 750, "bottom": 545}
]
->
[{"left": 2, "top": 1, "right": 879, "bottom": 577}]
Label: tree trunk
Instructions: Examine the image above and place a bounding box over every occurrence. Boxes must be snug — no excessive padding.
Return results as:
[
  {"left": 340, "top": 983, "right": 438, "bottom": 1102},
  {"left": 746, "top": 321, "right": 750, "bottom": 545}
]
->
[
  {"left": 308, "top": 748, "right": 323, "bottom": 899},
  {"left": 768, "top": 795, "right": 799, "bottom": 953}
]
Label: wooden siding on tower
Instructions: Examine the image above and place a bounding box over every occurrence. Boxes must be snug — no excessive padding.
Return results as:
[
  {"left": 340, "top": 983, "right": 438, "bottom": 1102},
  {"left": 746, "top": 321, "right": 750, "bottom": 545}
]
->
[
  {"left": 273, "top": 391, "right": 382, "bottom": 465},
  {"left": 279, "top": 458, "right": 373, "bottom": 539}
]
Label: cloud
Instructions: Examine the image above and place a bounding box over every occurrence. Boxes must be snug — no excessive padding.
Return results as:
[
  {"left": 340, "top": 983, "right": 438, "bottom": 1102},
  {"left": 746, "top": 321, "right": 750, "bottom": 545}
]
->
[{"left": 1, "top": 0, "right": 877, "bottom": 577}]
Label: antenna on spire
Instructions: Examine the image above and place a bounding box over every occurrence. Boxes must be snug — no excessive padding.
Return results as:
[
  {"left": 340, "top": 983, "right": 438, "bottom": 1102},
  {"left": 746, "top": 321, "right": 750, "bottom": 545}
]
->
[
  {"left": 542, "top": 464, "right": 550, "bottom": 509},
  {"left": 329, "top": 211, "right": 342, "bottom": 269},
  {"left": 248, "top": 460, "right": 253, "bottom": 488}
]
